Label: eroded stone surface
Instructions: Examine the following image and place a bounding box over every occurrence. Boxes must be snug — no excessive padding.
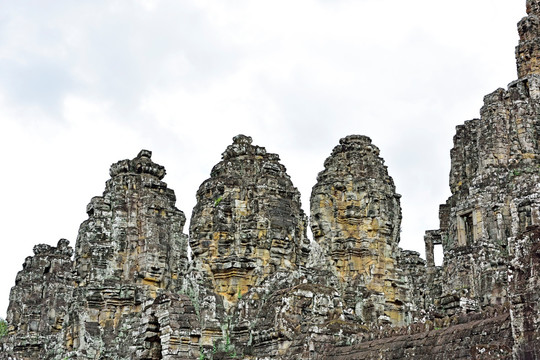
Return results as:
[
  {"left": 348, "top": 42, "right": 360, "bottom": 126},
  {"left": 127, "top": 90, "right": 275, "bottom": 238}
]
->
[
  {"left": 509, "top": 226, "right": 540, "bottom": 359},
  {"left": 428, "top": 75, "right": 540, "bottom": 318}
]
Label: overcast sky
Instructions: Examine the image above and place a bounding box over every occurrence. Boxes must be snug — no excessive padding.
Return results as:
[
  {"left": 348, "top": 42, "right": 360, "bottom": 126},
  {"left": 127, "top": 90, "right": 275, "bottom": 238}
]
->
[{"left": 0, "top": 0, "right": 526, "bottom": 318}]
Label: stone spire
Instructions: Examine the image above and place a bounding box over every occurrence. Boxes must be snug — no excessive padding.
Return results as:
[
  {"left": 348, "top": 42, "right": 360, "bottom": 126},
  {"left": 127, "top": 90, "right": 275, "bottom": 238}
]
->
[
  {"left": 516, "top": 0, "right": 540, "bottom": 77},
  {"left": 527, "top": 0, "right": 540, "bottom": 14}
]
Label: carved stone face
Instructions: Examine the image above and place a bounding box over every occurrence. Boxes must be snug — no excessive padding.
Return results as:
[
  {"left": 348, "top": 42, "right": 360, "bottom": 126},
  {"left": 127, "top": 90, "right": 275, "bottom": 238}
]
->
[
  {"left": 310, "top": 193, "right": 335, "bottom": 240},
  {"left": 139, "top": 252, "right": 167, "bottom": 286},
  {"left": 310, "top": 135, "right": 402, "bottom": 285},
  {"left": 309, "top": 136, "right": 406, "bottom": 325},
  {"left": 311, "top": 182, "right": 386, "bottom": 249},
  {"left": 190, "top": 136, "right": 309, "bottom": 305}
]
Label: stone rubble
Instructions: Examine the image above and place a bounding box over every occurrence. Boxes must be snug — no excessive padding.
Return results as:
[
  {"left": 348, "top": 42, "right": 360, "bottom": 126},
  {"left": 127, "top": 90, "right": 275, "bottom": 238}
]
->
[{"left": 2, "top": 1, "right": 540, "bottom": 359}]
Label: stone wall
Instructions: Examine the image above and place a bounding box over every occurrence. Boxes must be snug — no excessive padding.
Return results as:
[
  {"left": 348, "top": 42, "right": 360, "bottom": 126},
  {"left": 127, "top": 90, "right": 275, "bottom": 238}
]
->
[
  {"left": 319, "top": 311, "right": 513, "bottom": 360},
  {"left": 426, "top": 7, "right": 540, "bottom": 310},
  {"left": 430, "top": 74, "right": 540, "bottom": 317}
]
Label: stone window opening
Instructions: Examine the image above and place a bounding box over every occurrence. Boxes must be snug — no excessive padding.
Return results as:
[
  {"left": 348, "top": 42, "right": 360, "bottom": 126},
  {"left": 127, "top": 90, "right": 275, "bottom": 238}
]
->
[
  {"left": 434, "top": 244, "right": 444, "bottom": 266},
  {"left": 457, "top": 211, "right": 475, "bottom": 246}
]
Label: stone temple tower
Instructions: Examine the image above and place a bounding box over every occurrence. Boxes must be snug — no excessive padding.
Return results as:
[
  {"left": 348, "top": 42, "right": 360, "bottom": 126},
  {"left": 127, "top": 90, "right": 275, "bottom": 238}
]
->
[
  {"left": 189, "top": 135, "right": 310, "bottom": 308},
  {"left": 67, "top": 150, "right": 190, "bottom": 359},
  {"left": 517, "top": 0, "right": 540, "bottom": 77},
  {"left": 310, "top": 135, "right": 407, "bottom": 325},
  {"left": 4, "top": 2, "right": 540, "bottom": 359},
  {"left": 427, "top": 0, "right": 540, "bottom": 317}
]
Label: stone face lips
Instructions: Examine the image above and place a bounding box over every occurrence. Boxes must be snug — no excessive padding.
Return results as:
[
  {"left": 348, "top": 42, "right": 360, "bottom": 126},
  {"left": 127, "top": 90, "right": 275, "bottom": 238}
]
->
[
  {"left": 189, "top": 134, "right": 310, "bottom": 305},
  {"left": 310, "top": 135, "right": 406, "bottom": 325}
]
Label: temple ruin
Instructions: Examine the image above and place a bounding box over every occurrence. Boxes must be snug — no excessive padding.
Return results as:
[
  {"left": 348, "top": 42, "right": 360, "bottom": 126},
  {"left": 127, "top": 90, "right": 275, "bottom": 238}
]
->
[{"left": 2, "top": 1, "right": 540, "bottom": 359}]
